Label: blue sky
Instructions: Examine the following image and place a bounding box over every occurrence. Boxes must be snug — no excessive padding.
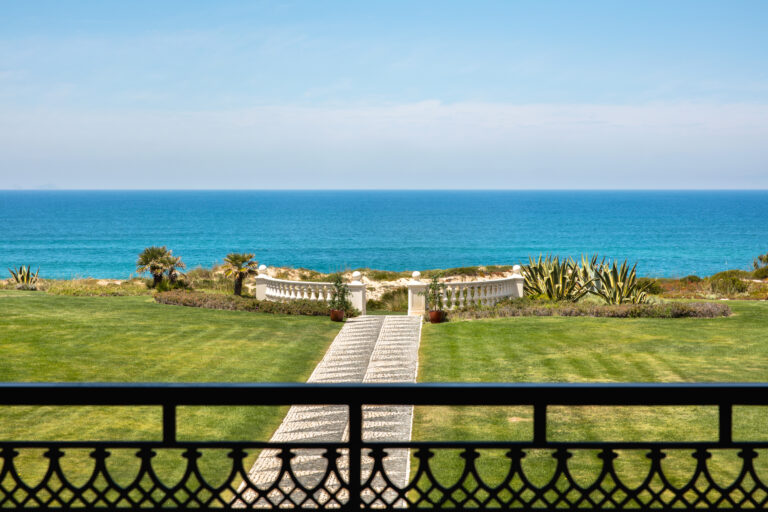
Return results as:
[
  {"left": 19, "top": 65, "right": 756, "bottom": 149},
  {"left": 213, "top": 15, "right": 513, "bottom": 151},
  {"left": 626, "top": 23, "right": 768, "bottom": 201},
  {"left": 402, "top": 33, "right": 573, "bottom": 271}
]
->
[{"left": 1, "top": 0, "right": 767, "bottom": 189}]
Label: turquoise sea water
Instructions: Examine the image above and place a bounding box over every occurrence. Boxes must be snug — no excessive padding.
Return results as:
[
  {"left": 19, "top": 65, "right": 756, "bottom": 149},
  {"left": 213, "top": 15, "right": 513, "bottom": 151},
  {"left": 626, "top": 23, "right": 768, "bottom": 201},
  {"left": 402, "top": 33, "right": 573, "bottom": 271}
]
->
[{"left": 1, "top": 190, "right": 766, "bottom": 279}]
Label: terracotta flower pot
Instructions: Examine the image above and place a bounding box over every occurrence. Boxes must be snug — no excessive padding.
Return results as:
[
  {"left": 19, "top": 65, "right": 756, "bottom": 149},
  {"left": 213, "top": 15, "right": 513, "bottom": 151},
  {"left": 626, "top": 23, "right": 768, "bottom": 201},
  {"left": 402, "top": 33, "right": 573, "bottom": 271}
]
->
[
  {"left": 330, "top": 309, "right": 345, "bottom": 322},
  {"left": 428, "top": 310, "right": 445, "bottom": 324}
]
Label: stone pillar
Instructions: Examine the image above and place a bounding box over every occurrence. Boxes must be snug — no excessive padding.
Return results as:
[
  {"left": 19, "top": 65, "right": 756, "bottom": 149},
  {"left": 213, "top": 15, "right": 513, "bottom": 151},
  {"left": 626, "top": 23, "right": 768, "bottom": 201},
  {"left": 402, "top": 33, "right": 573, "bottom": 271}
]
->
[
  {"left": 510, "top": 264, "right": 524, "bottom": 298},
  {"left": 407, "top": 271, "right": 427, "bottom": 316},
  {"left": 348, "top": 271, "right": 367, "bottom": 316},
  {"left": 254, "top": 264, "right": 269, "bottom": 301}
]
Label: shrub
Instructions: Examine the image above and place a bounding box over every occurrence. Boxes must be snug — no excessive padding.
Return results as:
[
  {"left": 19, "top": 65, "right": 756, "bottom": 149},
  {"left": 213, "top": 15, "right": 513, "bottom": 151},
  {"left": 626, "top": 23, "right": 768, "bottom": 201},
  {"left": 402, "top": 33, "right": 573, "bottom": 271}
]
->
[
  {"left": 711, "top": 269, "right": 751, "bottom": 280},
  {"left": 361, "top": 269, "right": 409, "bottom": 281},
  {"left": 154, "top": 290, "right": 360, "bottom": 317},
  {"left": 328, "top": 273, "right": 353, "bottom": 312},
  {"left": 155, "top": 278, "right": 189, "bottom": 292},
  {"left": 367, "top": 287, "right": 408, "bottom": 312},
  {"left": 298, "top": 269, "right": 327, "bottom": 282},
  {"left": 682, "top": 275, "right": 702, "bottom": 283},
  {"left": 637, "top": 278, "right": 663, "bottom": 295},
  {"left": 186, "top": 267, "right": 234, "bottom": 293},
  {"left": 45, "top": 279, "right": 150, "bottom": 297},
  {"left": 425, "top": 275, "right": 446, "bottom": 311},
  {"left": 709, "top": 276, "right": 749, "bottom": 295},
  {"left": 447, "top": 298, "right": 731, "bottom": 321},
  {"left": 423, "top": 267, "right": 485, "bottom": 279},
  {"left": 753, "top": 266, "right": 768, "bottom": 280}
]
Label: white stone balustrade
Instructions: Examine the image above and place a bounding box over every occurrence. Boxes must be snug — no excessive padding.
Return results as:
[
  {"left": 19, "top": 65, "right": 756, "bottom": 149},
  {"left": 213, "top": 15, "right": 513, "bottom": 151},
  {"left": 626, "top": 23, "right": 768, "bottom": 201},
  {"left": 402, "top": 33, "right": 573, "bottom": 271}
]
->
[
  {"left": 407, "top": 266, "right": 525, "bottom": 316},
  {"left": 252, "top": 266, "right": 366, "bottom": 315}
]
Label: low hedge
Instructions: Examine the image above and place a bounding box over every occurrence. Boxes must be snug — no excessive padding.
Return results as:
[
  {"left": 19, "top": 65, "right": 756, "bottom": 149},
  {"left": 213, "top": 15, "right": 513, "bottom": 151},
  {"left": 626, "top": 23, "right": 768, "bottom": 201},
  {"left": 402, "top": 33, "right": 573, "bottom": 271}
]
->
[
  {"left": 154, "top": 290, "right": 360, "bottom": 317},
  {"left": 447, "top": 299, "right": 731, "bottom": 321}
]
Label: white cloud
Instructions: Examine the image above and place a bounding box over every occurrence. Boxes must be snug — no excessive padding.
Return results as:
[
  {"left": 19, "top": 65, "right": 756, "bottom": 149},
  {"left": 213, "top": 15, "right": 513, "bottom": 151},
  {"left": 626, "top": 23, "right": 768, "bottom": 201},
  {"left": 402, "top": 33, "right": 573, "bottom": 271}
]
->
[{"left": 1, "top": 101, "right": 766, "bottom": 189}]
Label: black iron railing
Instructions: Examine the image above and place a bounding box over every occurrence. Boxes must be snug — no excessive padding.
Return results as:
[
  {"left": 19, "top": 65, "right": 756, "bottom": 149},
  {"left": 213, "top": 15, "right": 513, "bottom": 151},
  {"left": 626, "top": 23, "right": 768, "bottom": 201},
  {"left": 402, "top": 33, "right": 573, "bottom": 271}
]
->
[{"left": 2, "top": 382, "right": 768, "bottom": 510}]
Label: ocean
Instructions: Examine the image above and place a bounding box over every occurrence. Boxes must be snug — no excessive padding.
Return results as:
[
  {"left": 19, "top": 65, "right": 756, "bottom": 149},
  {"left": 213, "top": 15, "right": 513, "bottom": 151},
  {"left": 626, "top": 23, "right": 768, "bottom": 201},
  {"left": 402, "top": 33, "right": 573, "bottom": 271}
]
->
[{"left": 1, "top": 190, "right": 766, "bottom": 279}]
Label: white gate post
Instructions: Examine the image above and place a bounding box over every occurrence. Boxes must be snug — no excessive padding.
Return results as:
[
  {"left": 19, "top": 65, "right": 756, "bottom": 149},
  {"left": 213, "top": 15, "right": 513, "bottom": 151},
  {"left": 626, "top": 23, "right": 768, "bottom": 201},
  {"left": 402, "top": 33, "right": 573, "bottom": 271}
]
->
[
  {"left": 510, "top": 264, "right": 524, "bottom": 298},
  {"left": 348, "top": 271, "right": 367, "bottom": 316},
  {"left": 407, "top": 271, "right": 427, "bottom": 316},
  {"left": 254, "top": 264, "right": 269, "bottom": 300}
]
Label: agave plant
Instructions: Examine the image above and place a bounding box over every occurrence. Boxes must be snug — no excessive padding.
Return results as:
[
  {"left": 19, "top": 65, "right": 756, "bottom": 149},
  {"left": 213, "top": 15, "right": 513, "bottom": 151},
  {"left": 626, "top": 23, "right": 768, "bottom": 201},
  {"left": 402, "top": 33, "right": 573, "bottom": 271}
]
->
[
  {"left": 592, "top": 260, "right": 651, "bottom": 304},
  {"left": 576, "top": 254, "right": 605, "bottom": 292},
  {"left": 222, "top": 253, "right": 258, "bottom": 296},
  {"left": 8, "top": 265, "right": 39, "bottom": 290},
  {"left": 523, "top": 255, "right": 591, "bottom": 302}
]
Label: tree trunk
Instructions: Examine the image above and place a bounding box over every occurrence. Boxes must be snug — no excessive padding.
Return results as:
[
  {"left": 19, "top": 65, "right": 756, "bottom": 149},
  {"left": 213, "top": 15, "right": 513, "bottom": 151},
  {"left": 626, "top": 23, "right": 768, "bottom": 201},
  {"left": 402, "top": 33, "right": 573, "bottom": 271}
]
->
[
  {"left": 152, "top": 273, "right": 163, "bottom": 288},
  {"left": 234, "top": 276, "right": 243, "bottom": 296}
]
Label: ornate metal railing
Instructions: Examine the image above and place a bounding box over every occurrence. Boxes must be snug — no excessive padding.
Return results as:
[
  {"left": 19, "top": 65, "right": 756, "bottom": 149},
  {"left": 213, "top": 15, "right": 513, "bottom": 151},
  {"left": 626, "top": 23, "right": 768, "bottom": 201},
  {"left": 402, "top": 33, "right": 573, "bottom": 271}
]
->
[{"left": 2, "top": 382, "right": 768, "bottom": 510}]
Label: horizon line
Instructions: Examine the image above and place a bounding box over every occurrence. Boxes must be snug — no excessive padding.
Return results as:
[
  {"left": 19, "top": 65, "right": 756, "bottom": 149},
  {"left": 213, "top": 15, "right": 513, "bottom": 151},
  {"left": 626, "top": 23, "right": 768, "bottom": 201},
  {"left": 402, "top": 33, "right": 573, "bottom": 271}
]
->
[{"left": 2, "top": 188, "right": 768, "bottom": 192}]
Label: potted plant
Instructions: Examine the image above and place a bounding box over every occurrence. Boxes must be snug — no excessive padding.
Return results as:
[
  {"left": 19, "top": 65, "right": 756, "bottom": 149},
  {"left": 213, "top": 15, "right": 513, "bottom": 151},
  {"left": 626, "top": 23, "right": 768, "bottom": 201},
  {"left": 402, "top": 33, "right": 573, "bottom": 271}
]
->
[
  {"left": 329, "top": 273, "right": 351, "bottom": 322},
  {"left": 426, "top": 274, "right": 446, "bottom": 323}
]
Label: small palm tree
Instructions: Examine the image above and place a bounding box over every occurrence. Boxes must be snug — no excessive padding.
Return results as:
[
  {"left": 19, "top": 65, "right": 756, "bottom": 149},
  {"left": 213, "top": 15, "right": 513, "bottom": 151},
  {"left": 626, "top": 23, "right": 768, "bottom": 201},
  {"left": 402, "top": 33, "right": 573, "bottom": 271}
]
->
[
  {"left": 163, "top": 255, "right": 186, "bottom": 284},
  {"left": 222, "top": 253, "right": 258, "bottom": 296},
  {"left": 136, "top": 246, "right": 171, "bottom": 288}
]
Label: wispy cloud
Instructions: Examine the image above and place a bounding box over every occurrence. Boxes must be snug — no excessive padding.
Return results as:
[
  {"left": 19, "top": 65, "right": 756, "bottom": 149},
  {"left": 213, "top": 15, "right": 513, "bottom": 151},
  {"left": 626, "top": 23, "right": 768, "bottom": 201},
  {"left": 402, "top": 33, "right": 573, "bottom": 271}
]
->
[{"left": 1, "top": 101, "right": 766, "bottom": 189}]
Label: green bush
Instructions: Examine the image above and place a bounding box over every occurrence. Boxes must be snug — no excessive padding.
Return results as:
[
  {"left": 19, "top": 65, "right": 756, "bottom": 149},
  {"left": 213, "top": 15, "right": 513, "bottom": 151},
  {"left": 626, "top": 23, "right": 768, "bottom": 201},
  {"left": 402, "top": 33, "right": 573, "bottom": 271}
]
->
[
  {"left": 637, "top": 278, "right": 663, "bottom": 295},
  {"left": 423, "top": 267, "right": 485, "bottom": 279},
  {"left": 753, "top": 266, "right": 768, "bottom": 280},
  {"left": 45, "top": 279, "right": 150, "bottom": 297},
  {"left": 682, "top": 275, "right": 702, "bottom": 283},
  {"left": 155, "top": 278, "right": 189, "bottom": 292},
  {"left": 367, "top": 287, "right": 408, "bottom": 312},
  {"left": 154, "top": 290, "right": 360, "bottom": 317},
  {"left": 710, "top": 276, "right": 749, "bottom": 295},
  {"left": 711, "top": 269, "right": 751, "bottom": 280}
]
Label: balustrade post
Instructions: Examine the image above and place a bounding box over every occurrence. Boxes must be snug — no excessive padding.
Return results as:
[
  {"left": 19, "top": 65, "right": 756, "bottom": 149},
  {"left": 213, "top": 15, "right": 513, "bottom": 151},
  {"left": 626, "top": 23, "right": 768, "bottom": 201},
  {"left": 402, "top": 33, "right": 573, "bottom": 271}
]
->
[
  {"left": 348, "top": 271, "right": 367, "bottom": 316},
  {"left": 511, "top": 264, "right": 525, "bottom": 298},
  {"left": 254, "top": 265, "right": 269, "bottom": 300},
  {"left": 407, "top": 271, "right": 428, "bottom": 316}
]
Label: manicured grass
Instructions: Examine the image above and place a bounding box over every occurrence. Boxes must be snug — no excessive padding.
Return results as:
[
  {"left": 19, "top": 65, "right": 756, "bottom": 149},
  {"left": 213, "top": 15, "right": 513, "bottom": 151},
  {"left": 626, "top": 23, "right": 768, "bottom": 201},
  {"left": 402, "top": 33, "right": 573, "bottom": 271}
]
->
[
  {"left": 413, "top": 300, "right": 768, "bottom": 489},
  {"left": 0, "top": 290, "right": 340, "bottom": 487}
]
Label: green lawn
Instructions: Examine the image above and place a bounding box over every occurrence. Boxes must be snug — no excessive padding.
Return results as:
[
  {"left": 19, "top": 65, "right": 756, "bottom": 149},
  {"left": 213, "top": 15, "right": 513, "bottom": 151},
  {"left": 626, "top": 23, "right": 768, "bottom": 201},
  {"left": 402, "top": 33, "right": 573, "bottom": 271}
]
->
[
  {"left": 413, "top": 300, "right": 768, "bottom": 491},
  {"left": 0, "top": 290, "right": 340, "bottom": 487}
]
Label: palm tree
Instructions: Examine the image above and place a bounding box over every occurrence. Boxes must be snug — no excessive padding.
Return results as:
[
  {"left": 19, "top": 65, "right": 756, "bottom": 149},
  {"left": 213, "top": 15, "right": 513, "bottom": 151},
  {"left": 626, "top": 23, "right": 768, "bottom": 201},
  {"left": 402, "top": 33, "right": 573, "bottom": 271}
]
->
[
  {"left": 136, "top": 246, "right": 171, "bottom": 288},
  {"left": 222, "top": 253, "right": 258, "bottom": 296},
  {"left": 163, "top": 255, "right": 186, "bottom": 284}
]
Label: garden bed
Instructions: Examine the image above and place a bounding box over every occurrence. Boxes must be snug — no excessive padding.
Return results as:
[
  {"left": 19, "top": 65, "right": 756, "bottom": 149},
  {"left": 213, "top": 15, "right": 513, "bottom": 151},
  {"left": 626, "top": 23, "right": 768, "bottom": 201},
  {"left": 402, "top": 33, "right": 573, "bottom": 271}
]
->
[
  {"left": 154, "top": 289, "right": 360, "bottom": 317},
  {"left": 447, "top": 298, "right": 731, "bottom": 320}
]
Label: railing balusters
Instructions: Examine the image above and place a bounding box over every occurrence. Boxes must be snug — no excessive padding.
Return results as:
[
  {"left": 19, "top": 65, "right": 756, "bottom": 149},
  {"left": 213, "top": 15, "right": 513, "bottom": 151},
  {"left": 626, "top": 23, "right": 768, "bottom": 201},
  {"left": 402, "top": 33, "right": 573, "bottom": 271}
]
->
[
  {"left": 162, "top": 404, "right": 176, "bottom": 445},
  {"left": 719, "top": 403, "right": 733, "bottom": 445},
  {"left": 534, "top": 403, "right": 547, "bottom": 444},
  {"left": 2, "top": 383, "right": 768, "bottom": 511},
  {"left": 348, "top": 401, "right": 363, "bottom": 510}
]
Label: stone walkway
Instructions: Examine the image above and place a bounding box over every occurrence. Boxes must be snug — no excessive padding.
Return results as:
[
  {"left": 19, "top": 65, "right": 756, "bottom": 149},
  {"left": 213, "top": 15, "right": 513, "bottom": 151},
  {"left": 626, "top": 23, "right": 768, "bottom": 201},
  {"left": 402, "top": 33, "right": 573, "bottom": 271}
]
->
[{"left": 236, "top": 315, "right": 422, "bottom": 507}]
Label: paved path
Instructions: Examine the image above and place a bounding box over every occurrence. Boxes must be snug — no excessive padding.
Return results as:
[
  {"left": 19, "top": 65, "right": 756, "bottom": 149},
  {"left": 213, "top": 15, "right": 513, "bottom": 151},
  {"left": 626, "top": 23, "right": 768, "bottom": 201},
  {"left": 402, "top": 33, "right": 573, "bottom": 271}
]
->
[{"left": 236, "top": 315, "right": 422, "bottom": 508}]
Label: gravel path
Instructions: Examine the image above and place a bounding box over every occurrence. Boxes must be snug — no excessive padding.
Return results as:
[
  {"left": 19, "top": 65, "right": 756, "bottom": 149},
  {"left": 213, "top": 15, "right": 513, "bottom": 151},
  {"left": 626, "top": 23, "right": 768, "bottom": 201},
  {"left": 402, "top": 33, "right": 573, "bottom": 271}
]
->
[{"left": 236, "top": 315, "right": 422, "bottom": 508}]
